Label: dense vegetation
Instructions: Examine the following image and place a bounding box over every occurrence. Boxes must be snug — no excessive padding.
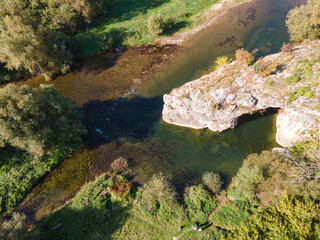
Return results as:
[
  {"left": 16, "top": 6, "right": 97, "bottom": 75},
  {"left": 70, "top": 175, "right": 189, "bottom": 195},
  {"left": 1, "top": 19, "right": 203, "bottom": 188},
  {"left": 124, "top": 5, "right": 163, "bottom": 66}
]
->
[
  {"left": 2, "top": 132, "right": 318, "bottom": 239},
  {"left": 286, "top": 0, "right": 320, "bottom": 42},
  {"left": 0, "top": 84, "right": 84, "bottom": 214},
  {"left": 0, "top": 0, "right": 222, "bottom": 80}
]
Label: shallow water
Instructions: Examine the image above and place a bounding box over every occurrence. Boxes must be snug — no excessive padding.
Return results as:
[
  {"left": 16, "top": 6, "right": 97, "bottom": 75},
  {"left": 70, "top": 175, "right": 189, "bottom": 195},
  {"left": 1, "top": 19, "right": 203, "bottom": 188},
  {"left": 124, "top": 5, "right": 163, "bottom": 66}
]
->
[{"left": 18, "top": 0, "right": 306, "bottom": 224}]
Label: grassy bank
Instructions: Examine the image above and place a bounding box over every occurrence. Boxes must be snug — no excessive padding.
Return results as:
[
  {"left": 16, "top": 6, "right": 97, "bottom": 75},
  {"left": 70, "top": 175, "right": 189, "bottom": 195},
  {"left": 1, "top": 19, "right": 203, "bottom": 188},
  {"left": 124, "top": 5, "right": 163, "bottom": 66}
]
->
[
  {"left": 27, "top": 137, "right": 320, "bottom": 239},
  {"left": 0, "top": 144, "right": 79, "bottom": 215},
  {"left": 31, "top": 173, "right": 217, "bottom": 240},
  {"left": 71, "top": 0, "right": 221, "bottom": 56}
]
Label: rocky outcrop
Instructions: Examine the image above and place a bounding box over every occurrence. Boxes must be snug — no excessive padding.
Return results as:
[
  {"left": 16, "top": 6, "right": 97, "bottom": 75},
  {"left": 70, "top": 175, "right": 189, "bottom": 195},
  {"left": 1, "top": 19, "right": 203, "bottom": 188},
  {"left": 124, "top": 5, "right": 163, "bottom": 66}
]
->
[
  {"left": 276, "top": 108, "right": 320, "bottom": 147},
  {"left": 163, "top": 40, "right": 320, "bottom": 147}
]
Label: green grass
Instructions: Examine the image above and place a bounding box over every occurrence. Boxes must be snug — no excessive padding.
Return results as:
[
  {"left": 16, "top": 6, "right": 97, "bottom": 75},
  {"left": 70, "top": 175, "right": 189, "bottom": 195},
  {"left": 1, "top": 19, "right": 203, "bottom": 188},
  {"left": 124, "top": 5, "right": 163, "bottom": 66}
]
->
[
  {"left": 32, "top": 174, "right": 209, "bottom": 240},
  {"left": 0, "top": 144, "right": 78, "bottom": 214},
  {"left": 71, "top": 0, "right": 221, "bottom": 56}
]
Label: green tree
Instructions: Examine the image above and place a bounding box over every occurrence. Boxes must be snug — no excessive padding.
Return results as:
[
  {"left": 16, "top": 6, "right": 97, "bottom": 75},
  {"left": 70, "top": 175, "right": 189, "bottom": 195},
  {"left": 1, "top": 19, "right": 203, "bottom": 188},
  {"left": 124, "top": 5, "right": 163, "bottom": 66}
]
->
[
  {"left": 0, "top": 11, "right": 71, "bottom": 79},
  {"left": 232, "top": 165, "right": 263, "bottom": 204},
  {"left": 0, "top": 84, "right": 85, "bottom": 157},
  {"left": 231, "top": 197, "right": 319, "bottom": 240},
  {"left": 286, "top": 0, "right": 320, "bottom": 42},
  {"left": 0, "top": 213, "right": 28, "bottom": 240},
  {"left": 184, "top": 184, "right": 216, "bottom": 222}
]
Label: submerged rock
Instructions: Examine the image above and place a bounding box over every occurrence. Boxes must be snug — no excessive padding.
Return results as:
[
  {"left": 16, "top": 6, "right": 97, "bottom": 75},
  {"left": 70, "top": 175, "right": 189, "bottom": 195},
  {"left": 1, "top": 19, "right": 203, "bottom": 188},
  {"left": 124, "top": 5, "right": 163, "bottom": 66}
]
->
[{"left": 162, "top": 40, "right": 320, "bottom": 147}]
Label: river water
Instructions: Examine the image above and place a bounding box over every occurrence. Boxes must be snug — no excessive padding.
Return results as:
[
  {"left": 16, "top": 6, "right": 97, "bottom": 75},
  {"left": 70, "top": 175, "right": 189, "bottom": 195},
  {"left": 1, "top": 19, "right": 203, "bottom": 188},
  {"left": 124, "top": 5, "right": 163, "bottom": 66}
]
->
[{"left": 18, "top": 0, "right": 306, "bottom": 224}]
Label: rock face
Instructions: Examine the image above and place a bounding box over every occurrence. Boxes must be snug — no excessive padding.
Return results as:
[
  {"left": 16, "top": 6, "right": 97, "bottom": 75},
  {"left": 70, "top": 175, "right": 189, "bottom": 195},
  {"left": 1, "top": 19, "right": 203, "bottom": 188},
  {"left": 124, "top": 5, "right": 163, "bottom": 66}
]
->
[
  {"left": 276, "top": 109, "right": 320, "bottom": 147},
  {"left": 163, "top": 40, "right": 320, "bottom": 147}
]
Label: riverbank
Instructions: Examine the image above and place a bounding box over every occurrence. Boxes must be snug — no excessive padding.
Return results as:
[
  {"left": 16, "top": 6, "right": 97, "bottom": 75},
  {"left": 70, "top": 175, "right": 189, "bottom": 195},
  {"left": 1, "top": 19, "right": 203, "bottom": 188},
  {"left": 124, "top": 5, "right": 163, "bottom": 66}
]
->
[
  {"left": 156, "top": 0, "right": 253, "bottom": 46},
  {"left": 73, "top": 0, "right": 253, "bottom": 56}
]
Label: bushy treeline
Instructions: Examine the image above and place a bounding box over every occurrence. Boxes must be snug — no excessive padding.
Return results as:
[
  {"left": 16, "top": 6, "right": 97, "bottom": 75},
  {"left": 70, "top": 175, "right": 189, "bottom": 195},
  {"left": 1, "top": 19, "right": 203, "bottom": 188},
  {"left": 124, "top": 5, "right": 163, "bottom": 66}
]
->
[
  {"left": 286, "top": 0, "right": 320, "bottom": 42},
  {"left": 2, "top": 132, "right": 320, "bottom": 239},
  {"left": 0, "top": 0, "right": 109, "bottom": 79},
  {"left": 0, "top": 84, "right": 85, "bottom": 214}
]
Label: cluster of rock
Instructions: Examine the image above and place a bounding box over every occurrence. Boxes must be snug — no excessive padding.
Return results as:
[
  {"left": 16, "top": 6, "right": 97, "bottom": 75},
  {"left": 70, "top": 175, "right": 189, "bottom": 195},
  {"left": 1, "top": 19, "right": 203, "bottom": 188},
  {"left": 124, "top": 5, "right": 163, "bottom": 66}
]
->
[{"left": 163, "top": 41, "right": 320, "bottom": 147}]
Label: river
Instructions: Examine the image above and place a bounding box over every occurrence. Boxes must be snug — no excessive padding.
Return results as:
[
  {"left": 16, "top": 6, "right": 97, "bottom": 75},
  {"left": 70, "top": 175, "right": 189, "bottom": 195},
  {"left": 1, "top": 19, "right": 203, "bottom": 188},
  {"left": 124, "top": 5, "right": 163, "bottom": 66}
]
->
[{"left": 18, "top": 0, "right": 306, "bottom": 225}]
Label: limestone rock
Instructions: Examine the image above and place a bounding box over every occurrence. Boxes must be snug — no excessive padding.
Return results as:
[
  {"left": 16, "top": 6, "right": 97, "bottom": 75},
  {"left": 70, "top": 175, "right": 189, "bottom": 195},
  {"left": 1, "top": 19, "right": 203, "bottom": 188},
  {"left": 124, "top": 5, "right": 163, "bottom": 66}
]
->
[{"left": 162, "top": 40, "right": 320, "bottom": 146}]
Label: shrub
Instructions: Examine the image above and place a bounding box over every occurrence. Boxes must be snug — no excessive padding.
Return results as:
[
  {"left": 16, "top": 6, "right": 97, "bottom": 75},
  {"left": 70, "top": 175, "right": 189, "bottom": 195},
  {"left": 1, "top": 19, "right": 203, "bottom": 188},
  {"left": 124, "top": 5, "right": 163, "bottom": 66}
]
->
[
  {"left": 280, "top": 42, "right": 293, "bottom": 52},
  {"left": 184, "top": 184, "right": 216, "bottom": 222},
  {"left": 297, "top": 86, "right": 310, "bottom": 96},
  {"left": 212, "top": 200, "right": 252, "bottom": 229},
  {"left": 288, "top": 91, "right": 297, "bottom": 103},
  {"left": 109, "top": 174, "right": 132, "bottom": 199},
  {"left": 0, "top": 213, "right": 28, "bottom": 240},
  {"left": 96, "top": 32, "right": 113, "bottom": 51},
  {"left": 232, "top": 196, "right": 320, "bottom": 239},
  {"left": 202, "top": 172, "right": 223, "bottom": 194},
  {"left": 235, "top": 48, "right": 254, "bottom": 66},
  {"left": 142, "top": 172, "right": 176, "bottom": 203},
  {"left": 147, "top": 12, "right": 164, "bottom": 36},
  {"left": 253, "top": 60, "right": 278, "bottom": 77},
  {"left": 286, "top": 0, "right": 320, "bottom": 42},
  {"left": 156, "top": 201, "right": 184, "bottom": 225},
  {"left": 282, "top": 75, "right": 300, "bottom": 83},
  {"left": 214, "top": 56, "right": 232, "bottom": 70}
]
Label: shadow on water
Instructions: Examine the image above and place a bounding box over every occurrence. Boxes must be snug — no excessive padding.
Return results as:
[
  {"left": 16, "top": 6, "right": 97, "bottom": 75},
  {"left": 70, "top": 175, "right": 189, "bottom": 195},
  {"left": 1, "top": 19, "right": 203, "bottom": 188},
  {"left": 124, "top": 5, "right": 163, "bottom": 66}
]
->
[{"left": 81, "top": 95, "right": 164, "bottom": 148}]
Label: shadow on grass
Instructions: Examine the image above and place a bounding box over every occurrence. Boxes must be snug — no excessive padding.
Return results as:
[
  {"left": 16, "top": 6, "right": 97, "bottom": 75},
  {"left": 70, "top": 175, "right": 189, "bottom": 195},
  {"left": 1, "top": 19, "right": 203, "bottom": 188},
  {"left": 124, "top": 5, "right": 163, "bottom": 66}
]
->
[
  {"left": 34, "top": 200, "right": 131, "bottom": 240},
  {"left": 69, "top": 28, "right": 128, "bottom": 57},
  {"left": 107, "top": 0, "right": 170, "bottom": 23}
]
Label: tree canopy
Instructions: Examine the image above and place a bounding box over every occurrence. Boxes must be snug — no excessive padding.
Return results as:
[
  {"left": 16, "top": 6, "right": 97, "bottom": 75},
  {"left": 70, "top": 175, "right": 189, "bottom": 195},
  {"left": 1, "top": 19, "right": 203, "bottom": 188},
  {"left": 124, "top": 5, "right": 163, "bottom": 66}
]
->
[
  {"left": 0, "top": 84, "right": 85, "bottom": 156},
  {"left": 286, "top": 0, "right": 320, "bottom": 42}
]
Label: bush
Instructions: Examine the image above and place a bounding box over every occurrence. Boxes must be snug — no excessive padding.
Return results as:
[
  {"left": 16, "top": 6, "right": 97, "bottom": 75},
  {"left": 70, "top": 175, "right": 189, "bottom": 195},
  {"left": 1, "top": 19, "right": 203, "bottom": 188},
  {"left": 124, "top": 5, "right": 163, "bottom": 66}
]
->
[
  {"left": 202, "top": 172, "right": 223, "bottom": 194},
  {"left": 282, "top": 75, "right": 300, "bottom": 83},
  {"left": 286, "top": 0, "right": 320, "bottom": 42},
  {"left": 297, "top": 86, "right": 313, "bottom": 97},
  {"left": 96, "top": 32, "right": 114, "bottom": 51},
  {"left": 184, "top": 184, "right": 216, "bottom": 222},
  {"left": 212, "top": 200, "right": 252, "bottom": 229},
  {"left": 235, "top": 48, "right": 254, "bottom": 66},
  {"left": 147, "top": 12, "right": 164, "bottom": 36},
  {"left": 280, "top": 42, "right": 293, "bottom": 52},
  {"left": 253, "top": 60, "right": 278, "bottom": 77},
  {"left": 109, "top": 174, "right": 132, "bottom": 199},
  {"left": 214, "top": 56, "right": 232, "bottom": 70},
  {"left": 156, "top": 201, "right": 184, "bottom": 225},
  {"left": 142, "top": 172, "right": 176, "bottom": 203},
  {"left": 231, "top": 196, "right": 319, "bottom": 239},
  {"left": 0, "top": 213, "right": 28, "bottom": 240}
]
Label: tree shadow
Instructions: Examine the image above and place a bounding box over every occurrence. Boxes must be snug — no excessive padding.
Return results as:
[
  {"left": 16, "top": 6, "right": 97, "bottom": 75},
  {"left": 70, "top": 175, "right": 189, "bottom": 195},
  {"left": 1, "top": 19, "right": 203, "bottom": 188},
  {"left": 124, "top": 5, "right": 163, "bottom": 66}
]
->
[
  {"left": 69, "top": 28, "right": 128, "bottom": 57},
  {"left": 106, "top": 0, "right": 170, "bottom": 23},
  {"left": 163, "top": 20, "right": 189, "bottom": 36},
  {"left": 80, "top": 95, "right": 164, "bottom": 149},
  {"left": 33, "top": 200, "right": 131, "bottom": 240}
]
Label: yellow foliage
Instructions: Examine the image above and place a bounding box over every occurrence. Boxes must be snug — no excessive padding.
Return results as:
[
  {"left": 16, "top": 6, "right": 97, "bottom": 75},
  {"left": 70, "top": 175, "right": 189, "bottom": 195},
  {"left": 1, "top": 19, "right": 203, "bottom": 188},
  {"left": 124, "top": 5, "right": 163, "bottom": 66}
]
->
[{"left": 214, "top": 56, "right": 232, "bottom": 70}]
